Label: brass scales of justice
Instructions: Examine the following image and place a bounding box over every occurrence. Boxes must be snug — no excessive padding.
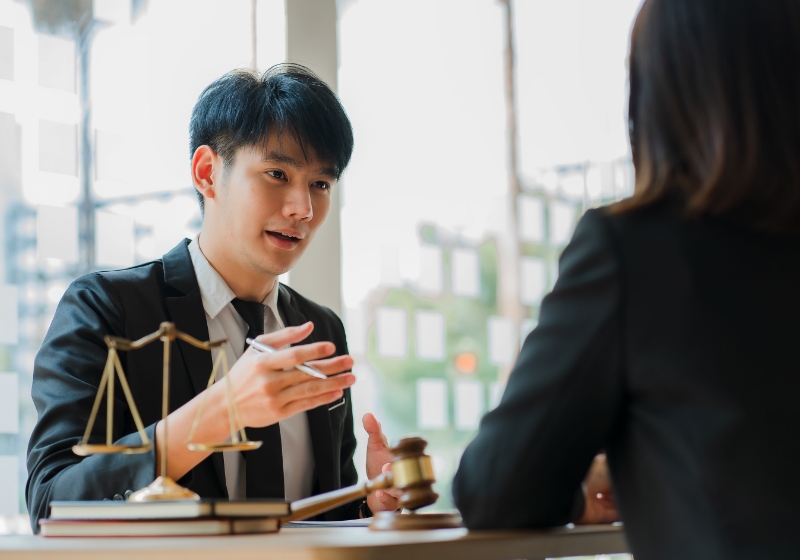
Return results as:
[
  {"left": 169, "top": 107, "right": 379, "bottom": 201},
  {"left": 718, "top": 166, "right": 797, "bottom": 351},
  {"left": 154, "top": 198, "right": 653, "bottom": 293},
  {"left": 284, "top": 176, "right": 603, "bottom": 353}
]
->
[{"left": 72, "top": 321, "right": 461, "bottom": 529}]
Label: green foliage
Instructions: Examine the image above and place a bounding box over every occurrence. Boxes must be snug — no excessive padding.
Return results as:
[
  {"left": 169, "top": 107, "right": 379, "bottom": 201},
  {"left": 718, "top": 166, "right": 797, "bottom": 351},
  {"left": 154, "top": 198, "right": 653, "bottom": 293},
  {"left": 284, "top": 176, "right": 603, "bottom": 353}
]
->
[{"left": 366, "top": 238, "right": 503, "bottom": 509}]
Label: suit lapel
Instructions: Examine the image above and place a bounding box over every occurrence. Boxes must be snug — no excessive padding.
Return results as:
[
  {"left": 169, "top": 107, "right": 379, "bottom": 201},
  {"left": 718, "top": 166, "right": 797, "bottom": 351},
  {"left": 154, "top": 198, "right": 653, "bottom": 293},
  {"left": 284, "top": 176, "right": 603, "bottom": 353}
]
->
[
  {"left": 162, "top": 240, "right": 227, "bottom": 496},
  {"left": 278, "top": 285, "right": 337, "bottom": 494}
]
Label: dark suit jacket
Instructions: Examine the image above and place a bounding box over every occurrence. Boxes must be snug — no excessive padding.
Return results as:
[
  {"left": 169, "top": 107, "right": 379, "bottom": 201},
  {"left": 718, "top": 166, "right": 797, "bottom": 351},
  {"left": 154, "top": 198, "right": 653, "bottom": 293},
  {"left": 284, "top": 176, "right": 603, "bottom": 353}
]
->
[
  {"left": 26, "top": 239, "right": 360, "bottom": 530},
  {"left": 453, "top": 200, "right": 800, "bottom": 560}
]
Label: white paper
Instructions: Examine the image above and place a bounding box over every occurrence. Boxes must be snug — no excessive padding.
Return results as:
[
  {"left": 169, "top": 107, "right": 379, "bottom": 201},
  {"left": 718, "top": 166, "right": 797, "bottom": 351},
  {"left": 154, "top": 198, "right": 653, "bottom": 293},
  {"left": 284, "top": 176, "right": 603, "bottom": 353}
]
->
[
  {"left": 37, "top": 205, "right": 79, "bottom": 263},
  {"left": 38, "top": 34, "right": 75, "bottom": 92},
  {"left": 489, "top": 381, "right": 505, "bottom": 409},
  {"left": 376, "top": 307, "right": 407, "bottom": 359},
  {"left": 38, "top": 120, "right": 77, "bottom": 176},
  {"left": 0, "top": 456, "right": 18, "bottom": 515},
  {"left": 95, "top": 211, "right": 135, "bottom": 268},
  {"left": 417, "top": 244, "right": 443, "bottom": 295},
  {"left": 0, "top": 373, "right": 18, "bottom": 434},
  {"left": 0, "top": 285, "right": 18, "bottom": 345},
  {"left": 518, "top": 195, "right": 545, "bottom": 243},
  {"left": 416, "top": 378, "right": 448, "bottom": 429},
  {"left": 488, "top": 316, "right": 515, "bottom": 365},
  {"left": 520, "top": 318, "right": 538, "bottom": 348},
  {"left": 520, "top": 257, "right": 547, "bottom": 305},
  {"left": 415, "top": 310, "right": 445, "bottom": 361},
  {"left": 455, "top": 380, "right": 483, "bottom": 430},
  {"left": 451, "top": 248, "right": 480, "bottom": 297},
  {"left": 549, "top": 200, "right": 576, "bottom": 245},
  {"left": 379, "top": 243, "right": 402, "bottom": 287}
]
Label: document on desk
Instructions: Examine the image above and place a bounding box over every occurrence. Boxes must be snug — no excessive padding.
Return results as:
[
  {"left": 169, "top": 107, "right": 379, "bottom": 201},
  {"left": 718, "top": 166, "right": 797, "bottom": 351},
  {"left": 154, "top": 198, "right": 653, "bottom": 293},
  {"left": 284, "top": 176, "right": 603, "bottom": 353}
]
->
[{"left": 282, "top": 519, "right": 372, "bottom": 528}]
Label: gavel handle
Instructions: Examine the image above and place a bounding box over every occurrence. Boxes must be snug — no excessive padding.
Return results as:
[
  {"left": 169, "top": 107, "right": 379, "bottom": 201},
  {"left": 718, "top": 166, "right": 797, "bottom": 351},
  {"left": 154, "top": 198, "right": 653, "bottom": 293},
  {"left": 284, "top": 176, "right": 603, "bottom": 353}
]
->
[{"left": 282, "top": 472, "right": 393, "bottom": 523}]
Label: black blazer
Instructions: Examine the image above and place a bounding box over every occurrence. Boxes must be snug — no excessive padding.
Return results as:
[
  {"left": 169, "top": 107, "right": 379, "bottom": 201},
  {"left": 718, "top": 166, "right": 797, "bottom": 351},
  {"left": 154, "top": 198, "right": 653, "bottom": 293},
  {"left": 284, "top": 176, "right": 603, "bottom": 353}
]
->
[
  {"left": 26, "top": 239, "right": 360, "bottom": 529},
  {"left": 453, "top": 201, "right": 800, "bottom": 560}
]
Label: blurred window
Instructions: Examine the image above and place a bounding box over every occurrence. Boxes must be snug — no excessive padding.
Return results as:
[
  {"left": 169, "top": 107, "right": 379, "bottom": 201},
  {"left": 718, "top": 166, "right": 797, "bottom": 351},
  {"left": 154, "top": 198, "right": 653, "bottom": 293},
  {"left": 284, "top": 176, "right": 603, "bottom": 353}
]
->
[
  {"left": 337, "top": 0, "right": 640, "bottom": 518},
  {"left": 0, "top": 0, "right": 285, "bottom": 532}
]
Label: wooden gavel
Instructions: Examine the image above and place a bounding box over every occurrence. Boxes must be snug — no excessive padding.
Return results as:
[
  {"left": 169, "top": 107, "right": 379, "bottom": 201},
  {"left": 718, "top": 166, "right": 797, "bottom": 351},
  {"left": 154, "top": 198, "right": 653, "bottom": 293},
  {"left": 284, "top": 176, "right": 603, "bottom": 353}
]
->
[{"left": 283, "top": 436, "right": 438, "bottom": 522}]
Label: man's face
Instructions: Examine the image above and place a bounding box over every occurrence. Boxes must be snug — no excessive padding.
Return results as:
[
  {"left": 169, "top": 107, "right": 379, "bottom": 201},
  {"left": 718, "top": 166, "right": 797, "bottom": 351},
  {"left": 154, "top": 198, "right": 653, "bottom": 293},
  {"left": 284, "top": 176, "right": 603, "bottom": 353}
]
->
[{"left": 213, "top": 135, "right": 336, "bottom": 277}]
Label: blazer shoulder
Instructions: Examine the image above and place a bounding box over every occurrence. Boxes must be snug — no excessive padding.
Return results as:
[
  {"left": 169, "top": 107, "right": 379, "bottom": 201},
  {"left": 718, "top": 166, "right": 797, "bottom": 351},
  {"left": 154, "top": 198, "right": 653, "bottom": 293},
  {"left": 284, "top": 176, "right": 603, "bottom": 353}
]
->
[
  {"left": 93, "top": 259, "right": 165, "bottom": 290},
  {"left": 599, "top": 196, "right": 686, "bottom": 235},
  {"left": 50, "top": 260, "right": 166, "bottom": 338},
  {"left": 60, "top": 260, "right": 159, "bottom": 308}
]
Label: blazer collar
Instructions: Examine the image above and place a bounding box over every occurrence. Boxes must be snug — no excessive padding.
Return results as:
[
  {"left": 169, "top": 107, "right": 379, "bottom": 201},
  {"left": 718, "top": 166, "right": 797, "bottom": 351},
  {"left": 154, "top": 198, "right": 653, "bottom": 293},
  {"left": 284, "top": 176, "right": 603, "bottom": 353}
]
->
[
  {"left": 161, "top": 239, "right": 212, "bottom": 395},
  {"left": 162, "top": 238, "right": 198, "bottom": 296},
  {"left": 162, "top": 239, "right": 227, "bottom": 496}
]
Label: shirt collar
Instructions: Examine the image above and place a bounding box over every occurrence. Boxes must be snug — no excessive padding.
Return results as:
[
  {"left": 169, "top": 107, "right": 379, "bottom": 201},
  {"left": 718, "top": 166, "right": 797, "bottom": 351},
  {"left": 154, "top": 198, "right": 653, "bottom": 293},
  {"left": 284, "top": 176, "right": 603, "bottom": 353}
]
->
[
  {"left": 187, "top": 235, "right": 236, "bottom": 320},
  {"left": 263, "top": 275, "right": 283, "bottom": 329},
  {"left": 187, "top": 234, "right": 281, "bottom": 322}
]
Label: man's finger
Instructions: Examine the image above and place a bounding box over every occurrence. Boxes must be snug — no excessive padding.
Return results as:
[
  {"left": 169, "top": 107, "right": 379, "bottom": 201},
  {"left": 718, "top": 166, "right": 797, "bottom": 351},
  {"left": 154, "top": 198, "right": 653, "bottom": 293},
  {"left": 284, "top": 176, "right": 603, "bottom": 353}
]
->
[
  {"left": 371, "top": 491, "right": 399, "bottom": 509},
  {"left": 362, "top": 413, "right": 388, "bottom": 447},
  {"left": 280, "top": 374, "right": 355, "bottom": 405},
  {"left": 306, "top": 354, "right": 355, "bottom": 376},
  {"left": 281, "top": 389, "right": 346, "bottom": 417},
  {"left": 260, "top": 356, "right": 352, "bottom": 391},
  {"left": 252, "top": 341, "right": 336, "bottom": 373},
  {"left": 251, "top": 322, "right": 314, "bottom": 349},
  {"left": 383, "top": 488, "right": 403, "bottom": 499}
]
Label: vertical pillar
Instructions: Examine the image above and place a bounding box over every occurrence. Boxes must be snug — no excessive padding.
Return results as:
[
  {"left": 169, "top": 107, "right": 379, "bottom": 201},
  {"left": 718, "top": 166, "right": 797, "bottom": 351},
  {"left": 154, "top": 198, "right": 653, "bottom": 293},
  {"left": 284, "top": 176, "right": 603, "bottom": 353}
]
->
[
  {"left": 284, "top": 0, "right": 342, "bottom": 317},
  {"left": 497, "top": 0, "right": 522, "bottom": 379}
]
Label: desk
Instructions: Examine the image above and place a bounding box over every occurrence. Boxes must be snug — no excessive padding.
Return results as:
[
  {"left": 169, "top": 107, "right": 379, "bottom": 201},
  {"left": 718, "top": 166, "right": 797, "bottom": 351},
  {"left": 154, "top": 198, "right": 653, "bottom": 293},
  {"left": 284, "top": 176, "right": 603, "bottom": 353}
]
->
[{"left": 0, "top": 525, "right": 628, "bottom": 560}]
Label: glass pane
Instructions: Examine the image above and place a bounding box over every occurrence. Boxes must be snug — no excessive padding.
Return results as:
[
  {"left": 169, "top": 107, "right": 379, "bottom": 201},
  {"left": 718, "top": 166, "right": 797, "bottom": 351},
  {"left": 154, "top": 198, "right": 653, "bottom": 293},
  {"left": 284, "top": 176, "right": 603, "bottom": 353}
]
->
[
  {"left": 340, "top": 4, "right": 640, "bottom": 543},
  {"left": 0, "top": 0, "right": 285, "bottom": 532},
  {"left": 339, "top": 0, "right": 511, "bottom": 508}
]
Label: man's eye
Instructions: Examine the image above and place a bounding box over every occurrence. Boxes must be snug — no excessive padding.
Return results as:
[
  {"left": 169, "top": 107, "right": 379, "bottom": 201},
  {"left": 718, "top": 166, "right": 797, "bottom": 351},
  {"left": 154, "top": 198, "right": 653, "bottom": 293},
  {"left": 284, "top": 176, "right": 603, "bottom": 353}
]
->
[
  {"left": 313, "top": 181, "right": 331, "bottom": 191},
  {"left": 267, "top": 170, "right": 286, "bottom": 180}
]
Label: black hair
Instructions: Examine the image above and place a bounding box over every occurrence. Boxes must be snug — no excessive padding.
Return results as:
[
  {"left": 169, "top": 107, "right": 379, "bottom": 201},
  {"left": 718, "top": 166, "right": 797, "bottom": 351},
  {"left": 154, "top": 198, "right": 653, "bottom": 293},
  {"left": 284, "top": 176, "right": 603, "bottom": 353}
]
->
[
  {"left": 188, "top": 63, "right": 354, "bottom": 214},
  {"left": 619, "top": 0, "right": 800, "bottom": 232}
]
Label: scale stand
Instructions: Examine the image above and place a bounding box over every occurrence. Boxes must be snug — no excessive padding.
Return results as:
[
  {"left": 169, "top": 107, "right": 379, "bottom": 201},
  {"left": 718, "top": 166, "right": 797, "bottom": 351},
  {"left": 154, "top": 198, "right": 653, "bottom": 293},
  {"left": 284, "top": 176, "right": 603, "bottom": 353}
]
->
[{"left": 73, "top": 322, "right": 262, "bottom": 502}]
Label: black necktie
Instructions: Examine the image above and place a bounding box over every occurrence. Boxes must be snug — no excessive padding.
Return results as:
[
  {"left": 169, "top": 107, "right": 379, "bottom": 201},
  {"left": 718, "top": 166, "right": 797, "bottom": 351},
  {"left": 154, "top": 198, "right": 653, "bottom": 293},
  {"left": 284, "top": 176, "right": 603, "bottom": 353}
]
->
[{"left": 230, "top": 298, "right": 285, "bottom": 500}]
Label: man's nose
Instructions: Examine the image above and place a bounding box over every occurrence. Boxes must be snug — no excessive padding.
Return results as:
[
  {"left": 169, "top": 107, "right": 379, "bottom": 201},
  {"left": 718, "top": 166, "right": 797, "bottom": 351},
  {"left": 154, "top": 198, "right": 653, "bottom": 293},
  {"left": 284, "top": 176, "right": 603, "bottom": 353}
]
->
[{"left": 283, "top": 182, "right": 313, "bottom": 221}]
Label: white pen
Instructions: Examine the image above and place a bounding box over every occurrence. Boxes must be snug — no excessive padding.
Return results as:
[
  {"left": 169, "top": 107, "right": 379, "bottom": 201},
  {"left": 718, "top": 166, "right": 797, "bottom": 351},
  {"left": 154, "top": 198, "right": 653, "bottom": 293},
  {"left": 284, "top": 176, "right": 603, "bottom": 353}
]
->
[{"left": 245, "top": 337, "right": 329, "bottom": 380}]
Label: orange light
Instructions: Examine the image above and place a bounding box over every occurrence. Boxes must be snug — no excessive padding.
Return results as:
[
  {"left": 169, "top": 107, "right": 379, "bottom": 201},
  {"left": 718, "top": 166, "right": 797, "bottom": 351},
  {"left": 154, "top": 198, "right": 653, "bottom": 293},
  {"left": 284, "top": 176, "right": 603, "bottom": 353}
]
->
[{"left": 454, "top": 352, "right": 478, "bottom": 374}]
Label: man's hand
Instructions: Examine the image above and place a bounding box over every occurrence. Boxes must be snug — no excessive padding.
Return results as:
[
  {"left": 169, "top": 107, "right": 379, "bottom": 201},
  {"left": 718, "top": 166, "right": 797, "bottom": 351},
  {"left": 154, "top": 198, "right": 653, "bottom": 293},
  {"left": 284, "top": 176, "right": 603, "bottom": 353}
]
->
[
  {"left": 157, "top": 321, "right": 355, "bottom": 483},
  {"left": 363, "top": 413, "right": 402, "bottom": 513},
  {"left": 225, "top": 321, "right": 355, "bottom": 428},
  {"left": 576, "top": 454, "right": 620, "bottom": 525}
]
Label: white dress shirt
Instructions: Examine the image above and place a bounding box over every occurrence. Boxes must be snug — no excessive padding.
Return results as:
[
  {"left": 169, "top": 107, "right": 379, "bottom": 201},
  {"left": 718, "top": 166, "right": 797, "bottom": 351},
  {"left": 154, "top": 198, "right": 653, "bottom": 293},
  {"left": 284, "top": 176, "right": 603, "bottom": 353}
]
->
[{"left": 187, "top": 236, "right": 315, "bottom": 502}]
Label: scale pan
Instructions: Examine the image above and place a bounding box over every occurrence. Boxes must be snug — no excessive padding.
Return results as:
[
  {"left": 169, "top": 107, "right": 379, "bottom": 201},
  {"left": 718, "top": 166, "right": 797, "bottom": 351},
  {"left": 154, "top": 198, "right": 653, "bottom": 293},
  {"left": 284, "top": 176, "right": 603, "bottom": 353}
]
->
[
  {"left": 187, "top": 441, "right": 263, "bottom": 452},
  {"left": 72, "top": 443, "right": 153, "bottom": 457}
]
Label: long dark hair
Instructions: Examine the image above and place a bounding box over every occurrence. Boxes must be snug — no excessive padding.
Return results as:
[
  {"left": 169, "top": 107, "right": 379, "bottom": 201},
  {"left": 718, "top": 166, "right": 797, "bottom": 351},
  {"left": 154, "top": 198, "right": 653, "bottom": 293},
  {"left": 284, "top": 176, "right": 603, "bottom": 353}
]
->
[{"left": 620, "top": 0, "right": 800, "bottom": 232}]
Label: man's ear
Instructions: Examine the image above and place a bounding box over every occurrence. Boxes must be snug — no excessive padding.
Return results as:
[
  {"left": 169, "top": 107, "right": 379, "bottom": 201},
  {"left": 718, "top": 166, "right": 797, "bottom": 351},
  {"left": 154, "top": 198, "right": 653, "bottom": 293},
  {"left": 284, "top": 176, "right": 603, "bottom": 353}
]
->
[{"left": 191, "top": 145, "right": 221, "bottom": 201}]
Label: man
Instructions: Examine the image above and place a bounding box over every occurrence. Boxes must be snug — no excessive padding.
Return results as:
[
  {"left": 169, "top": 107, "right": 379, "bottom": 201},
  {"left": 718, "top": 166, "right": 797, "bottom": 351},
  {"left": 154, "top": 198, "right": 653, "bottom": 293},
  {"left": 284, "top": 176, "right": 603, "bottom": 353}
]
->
[{"left": 26, "top": 65, "right": 398, "bottom": 530}]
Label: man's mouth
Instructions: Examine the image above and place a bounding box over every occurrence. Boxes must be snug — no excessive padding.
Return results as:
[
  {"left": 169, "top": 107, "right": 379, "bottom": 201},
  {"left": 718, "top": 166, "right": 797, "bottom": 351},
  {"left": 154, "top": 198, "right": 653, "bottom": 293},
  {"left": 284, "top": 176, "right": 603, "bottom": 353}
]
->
[
  {"left": 266, "top": 230, "right": 303, "bottom": 249},
  {"left": 268, "top": 231, "right": 300, "bottom": 241}
]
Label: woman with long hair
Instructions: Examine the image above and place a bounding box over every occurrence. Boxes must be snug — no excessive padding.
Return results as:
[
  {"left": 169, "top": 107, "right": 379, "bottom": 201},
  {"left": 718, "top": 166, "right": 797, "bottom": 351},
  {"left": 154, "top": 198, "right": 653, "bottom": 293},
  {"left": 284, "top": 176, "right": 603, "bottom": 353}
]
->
[{"left": 453, "top": 1, "right": 800, "bottom": 558}]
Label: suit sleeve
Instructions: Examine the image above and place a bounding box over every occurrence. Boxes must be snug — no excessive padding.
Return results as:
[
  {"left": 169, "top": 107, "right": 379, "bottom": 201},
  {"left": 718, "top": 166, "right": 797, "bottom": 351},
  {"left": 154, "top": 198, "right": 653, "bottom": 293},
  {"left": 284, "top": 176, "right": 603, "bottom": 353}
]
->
[
  {"left": 26, "top": 273, "right": 158, "bottom": 532},
  {"left": 452, "top": 209, "right": 624, "bottom": 529}
]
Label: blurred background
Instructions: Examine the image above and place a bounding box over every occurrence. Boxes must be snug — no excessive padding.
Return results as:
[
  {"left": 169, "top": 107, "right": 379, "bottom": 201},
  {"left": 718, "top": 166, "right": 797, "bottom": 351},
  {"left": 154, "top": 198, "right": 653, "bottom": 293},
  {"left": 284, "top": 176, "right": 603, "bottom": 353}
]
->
[{"left": 0, "top": 0, "right": 640, "bottom": 551}]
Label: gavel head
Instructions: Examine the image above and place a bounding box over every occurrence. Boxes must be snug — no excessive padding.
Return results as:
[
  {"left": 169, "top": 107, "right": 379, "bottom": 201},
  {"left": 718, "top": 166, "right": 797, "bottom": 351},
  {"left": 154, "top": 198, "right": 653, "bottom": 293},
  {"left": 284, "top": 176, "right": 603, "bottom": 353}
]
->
[{"left": 388, "top": 437, "right": 439, "bottom": 511}]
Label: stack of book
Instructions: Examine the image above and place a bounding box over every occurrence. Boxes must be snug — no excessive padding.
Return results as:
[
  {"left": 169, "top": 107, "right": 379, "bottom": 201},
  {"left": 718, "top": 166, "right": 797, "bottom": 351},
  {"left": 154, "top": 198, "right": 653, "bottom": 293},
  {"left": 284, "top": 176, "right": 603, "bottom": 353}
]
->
[{"left": 40, "top": 500, "right": 289, "bottom": 537}]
